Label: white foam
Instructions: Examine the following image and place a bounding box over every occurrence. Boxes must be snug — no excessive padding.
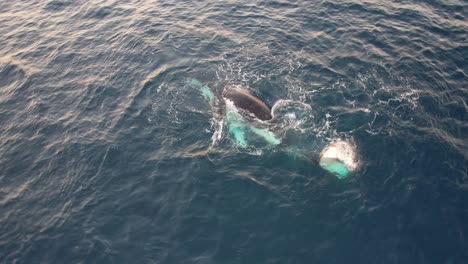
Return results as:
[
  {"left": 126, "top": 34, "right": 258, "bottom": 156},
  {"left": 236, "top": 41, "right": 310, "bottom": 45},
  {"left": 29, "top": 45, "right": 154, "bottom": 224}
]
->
[
  {"left": 271, "top": 99, "right": 312, "bottom": 118},
  {"left": 211, "top": 119, "right": 224, "bottom": 145},
  {"left": 320, "top": 141, "right": 359, "bottom": 172}
]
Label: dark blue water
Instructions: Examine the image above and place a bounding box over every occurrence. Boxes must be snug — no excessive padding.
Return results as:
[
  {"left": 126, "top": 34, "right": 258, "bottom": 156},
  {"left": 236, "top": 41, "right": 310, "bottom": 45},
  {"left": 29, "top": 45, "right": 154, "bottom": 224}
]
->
[{"left": 1, "top": 1, "right": 467, "bottom": 263}]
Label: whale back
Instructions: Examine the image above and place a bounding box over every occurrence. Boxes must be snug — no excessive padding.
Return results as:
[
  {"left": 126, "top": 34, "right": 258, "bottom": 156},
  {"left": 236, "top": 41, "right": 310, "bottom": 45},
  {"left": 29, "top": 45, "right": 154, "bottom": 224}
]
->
[{"left": 222, "top": 86, "right": 273, "bottom": 121}]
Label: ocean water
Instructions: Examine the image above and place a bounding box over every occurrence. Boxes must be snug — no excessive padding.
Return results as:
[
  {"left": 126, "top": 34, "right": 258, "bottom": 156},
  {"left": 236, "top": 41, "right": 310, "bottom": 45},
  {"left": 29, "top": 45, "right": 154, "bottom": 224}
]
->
[{"left": 0, "top": 0, "right": 467, "bottom": 263}]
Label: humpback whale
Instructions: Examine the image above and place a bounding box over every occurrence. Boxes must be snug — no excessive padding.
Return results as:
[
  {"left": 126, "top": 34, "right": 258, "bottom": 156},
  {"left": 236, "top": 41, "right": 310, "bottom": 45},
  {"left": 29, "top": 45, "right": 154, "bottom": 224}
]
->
[
  {"left": 222, "top": 86, "right": 273, "bottom": 121},
  {"left": 221, "top": 85, "right": 280, "bottom": 146},
  {"left": 186, "top": 79, "right": 279, "bottom": 146},
  {"left": 187, "top": 78, "right": 357, "bottom": 178}
]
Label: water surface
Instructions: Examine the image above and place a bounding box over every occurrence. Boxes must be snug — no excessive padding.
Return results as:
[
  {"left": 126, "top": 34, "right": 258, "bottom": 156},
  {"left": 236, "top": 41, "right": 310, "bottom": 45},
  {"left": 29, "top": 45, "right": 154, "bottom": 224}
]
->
[{"left": 0, "top": 0, "right": 467, "bottom": 263}]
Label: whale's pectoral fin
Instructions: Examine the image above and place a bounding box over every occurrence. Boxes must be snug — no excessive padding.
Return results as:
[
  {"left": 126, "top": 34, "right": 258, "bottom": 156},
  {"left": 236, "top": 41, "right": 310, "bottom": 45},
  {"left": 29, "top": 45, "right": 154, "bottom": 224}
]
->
[
  {"left": 186, "top": 78, "right": 215, "bottom": 103},
  {"left": 226, "top": 108, "right": 248, "bottom": 148},
  {"left": 228, "top": 124, "right": 247, "bottom": 148},
  {"left": 249, "top": 126, "right": 281, "bottom": 145}
]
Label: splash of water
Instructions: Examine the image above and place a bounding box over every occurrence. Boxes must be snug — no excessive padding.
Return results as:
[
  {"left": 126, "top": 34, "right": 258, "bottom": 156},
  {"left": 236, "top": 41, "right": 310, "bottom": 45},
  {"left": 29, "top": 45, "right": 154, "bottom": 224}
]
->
[{"left": 319, "top": 141, "right": 359, "bottom": 179}]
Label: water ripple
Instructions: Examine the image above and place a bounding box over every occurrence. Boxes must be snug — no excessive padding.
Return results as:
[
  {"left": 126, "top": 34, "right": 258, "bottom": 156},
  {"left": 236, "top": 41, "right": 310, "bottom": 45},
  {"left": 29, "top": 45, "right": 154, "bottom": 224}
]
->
[{"left": 0, "top": 0, "right": 467, "bottom": 263}]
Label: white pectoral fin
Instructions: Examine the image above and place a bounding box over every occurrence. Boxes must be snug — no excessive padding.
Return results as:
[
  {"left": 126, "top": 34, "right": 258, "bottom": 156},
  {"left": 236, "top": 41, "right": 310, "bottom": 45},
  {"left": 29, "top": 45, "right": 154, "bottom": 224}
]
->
[
  {"left": 187, "top": 78, "right": 215, "bottom": 103},
  {"left": 226, "top": 109, "right": 248, "bottom": 148},
  {"left": 228, "top": 124, "right": 247, "bottom": 147},
  {"left": 249, "top": 126, "right": 281, "bottom": 145}
]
